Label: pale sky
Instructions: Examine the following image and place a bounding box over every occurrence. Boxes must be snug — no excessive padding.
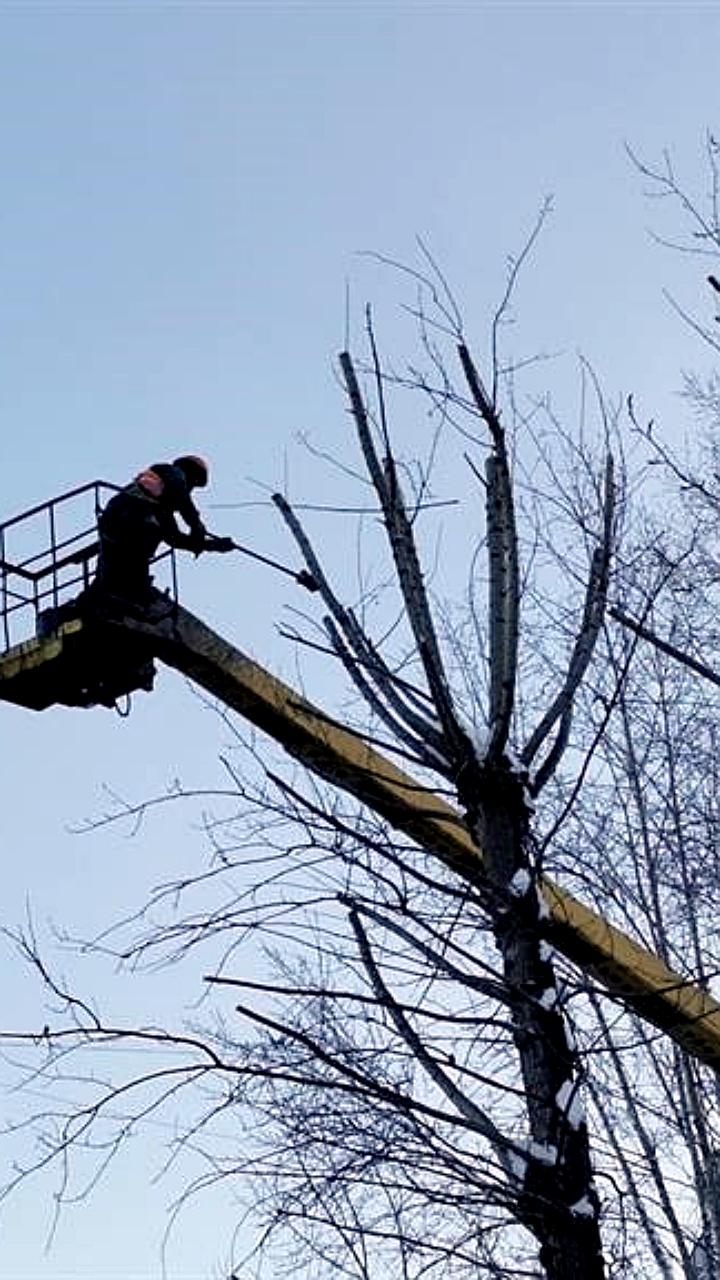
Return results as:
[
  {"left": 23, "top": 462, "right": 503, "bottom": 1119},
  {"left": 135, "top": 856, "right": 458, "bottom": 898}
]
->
[{"left": 0, "top": 2, "right": 719, "bottom": 1277}]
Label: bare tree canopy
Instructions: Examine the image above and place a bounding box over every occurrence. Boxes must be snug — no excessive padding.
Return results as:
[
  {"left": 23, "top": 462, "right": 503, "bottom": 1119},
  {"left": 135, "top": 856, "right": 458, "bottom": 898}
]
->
[{"left": 5, "top": 150, "right": 720, "bottom": 1280}]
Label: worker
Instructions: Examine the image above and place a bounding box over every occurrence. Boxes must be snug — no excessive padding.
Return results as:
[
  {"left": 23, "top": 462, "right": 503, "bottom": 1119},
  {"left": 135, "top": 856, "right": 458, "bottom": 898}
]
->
[{"left": 92, "top": 455, "right": 232, "bottom": 607}]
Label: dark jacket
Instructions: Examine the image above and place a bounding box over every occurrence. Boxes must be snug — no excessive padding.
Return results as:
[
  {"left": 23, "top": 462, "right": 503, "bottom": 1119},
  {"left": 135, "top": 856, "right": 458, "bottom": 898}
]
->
[{"left": 143, "top": 463, "right": 206, "bottom": 548}]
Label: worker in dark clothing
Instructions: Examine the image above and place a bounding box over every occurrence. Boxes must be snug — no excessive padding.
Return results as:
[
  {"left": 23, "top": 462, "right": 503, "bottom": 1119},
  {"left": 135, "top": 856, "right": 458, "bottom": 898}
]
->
[{"left": 93, "top": 455, "right": 232, "bottom": 605}]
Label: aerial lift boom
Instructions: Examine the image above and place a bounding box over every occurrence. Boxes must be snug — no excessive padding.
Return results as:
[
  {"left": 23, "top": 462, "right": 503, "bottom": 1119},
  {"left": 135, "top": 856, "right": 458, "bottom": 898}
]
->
[
  {"left": 1, "top": 484, "right": 719, "bottom": 1071},
  {"left": 129, "top": 602, "right": 720, "bottom": 1073}
]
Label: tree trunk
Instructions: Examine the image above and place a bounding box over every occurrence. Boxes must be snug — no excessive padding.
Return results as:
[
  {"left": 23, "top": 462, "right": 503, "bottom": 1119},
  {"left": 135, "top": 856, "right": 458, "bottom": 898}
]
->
[{"left": 461, "top": 757, "right": 606, "bottom": 1280}]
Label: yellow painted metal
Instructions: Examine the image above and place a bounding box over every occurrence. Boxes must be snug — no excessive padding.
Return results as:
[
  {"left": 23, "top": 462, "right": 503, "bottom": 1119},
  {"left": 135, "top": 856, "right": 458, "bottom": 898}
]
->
[
  {"left": 113, "top": 602, "right": 720, "bottom": 1073},
  {"left": 0, "top": 621, "right": 79, "bottom": 680},
  {"left": 0, "top": 614, "right": 158, "bottom": 710},
  {"left": 2, "top": 608, "right": 715, "bottom": 1064},
  {"left": 0, "top": 621, "right": 84, "bottom": 710}
]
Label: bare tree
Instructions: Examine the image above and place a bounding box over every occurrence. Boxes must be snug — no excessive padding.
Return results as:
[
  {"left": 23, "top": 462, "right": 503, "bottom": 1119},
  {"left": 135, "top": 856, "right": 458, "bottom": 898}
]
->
[{"left": 3, "top": 186, "right": 720, "bottom": 1279}]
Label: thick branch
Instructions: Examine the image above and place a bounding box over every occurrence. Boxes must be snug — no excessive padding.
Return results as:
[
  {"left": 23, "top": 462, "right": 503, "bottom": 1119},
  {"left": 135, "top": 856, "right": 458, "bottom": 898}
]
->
[
  {"left": 523, "top": 454, "right": 615, "bottom": 792},
  {"left": 339, "top": 350, "right": 471, "bottom": 762},
  {"left": 273, "top": 491, "right": 451, "bottom": 763},
  {"left": 610, "top": 606, "right": 720, "bottom": 687},
  {"left": 459, "top": 343, "right": 519, "bottom": 759}
]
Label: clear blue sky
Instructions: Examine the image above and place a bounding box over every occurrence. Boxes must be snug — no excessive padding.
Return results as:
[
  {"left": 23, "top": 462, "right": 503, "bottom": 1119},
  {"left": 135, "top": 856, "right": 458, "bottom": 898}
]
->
[{"left": 0, "top": 3, "right": 718, "bottom": 1277}]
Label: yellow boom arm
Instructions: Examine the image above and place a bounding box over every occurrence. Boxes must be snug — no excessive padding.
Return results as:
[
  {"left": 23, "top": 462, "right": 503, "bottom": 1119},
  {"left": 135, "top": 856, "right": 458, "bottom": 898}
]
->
[{"left": 122, "top": 603, "right": 720, "bottom": 1073}]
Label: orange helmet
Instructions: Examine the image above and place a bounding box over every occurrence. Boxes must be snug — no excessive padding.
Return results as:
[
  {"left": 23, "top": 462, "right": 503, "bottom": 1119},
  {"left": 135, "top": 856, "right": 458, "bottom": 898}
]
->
[{"left": 174, "top": 454, "right": 209, "bottom": 488}]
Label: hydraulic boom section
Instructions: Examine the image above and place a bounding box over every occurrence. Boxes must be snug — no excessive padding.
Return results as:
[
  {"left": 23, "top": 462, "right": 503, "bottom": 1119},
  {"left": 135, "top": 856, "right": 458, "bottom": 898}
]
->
[
  {"left": 113, "top": 601, "right": 720, "bottom": 1076},
  {"left": 1, "top": 487, "right": 720, "bottom": 1075}
]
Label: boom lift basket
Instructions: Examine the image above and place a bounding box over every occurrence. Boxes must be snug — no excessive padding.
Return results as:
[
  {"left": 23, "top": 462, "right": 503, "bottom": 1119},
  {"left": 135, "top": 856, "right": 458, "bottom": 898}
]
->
[{"left": 0, "top": 482, "right": 177, "bottom": 710}]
